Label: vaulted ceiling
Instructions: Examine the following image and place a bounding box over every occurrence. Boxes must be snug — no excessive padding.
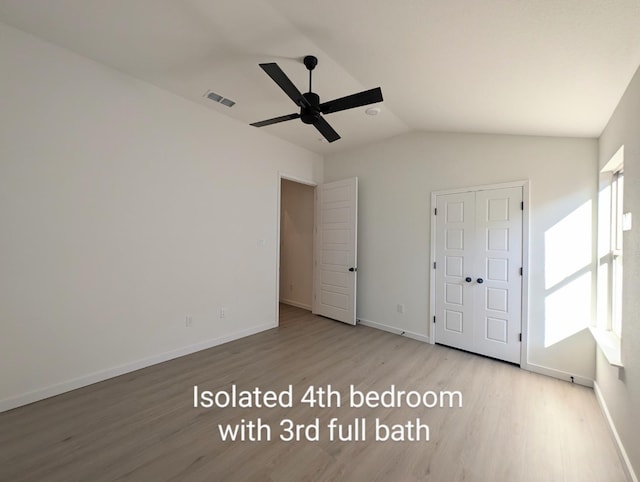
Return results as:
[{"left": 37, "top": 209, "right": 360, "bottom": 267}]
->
[{"left": 1, "top": 0, "right": 639, "bottom": 154}]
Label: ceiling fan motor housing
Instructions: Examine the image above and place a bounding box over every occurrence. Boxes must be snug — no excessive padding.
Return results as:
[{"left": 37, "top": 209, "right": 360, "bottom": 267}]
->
[{"left": 300, "top": 92, "right": 320, "bottom": 124}]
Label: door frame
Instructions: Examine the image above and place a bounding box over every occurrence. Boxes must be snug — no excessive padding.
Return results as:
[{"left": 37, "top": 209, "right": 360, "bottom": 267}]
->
[
  {"left": 429, "top": 180, "right": 530, "bottom": 366},
  {"left": 276, "top": 172, "right": 317, "bottom": 326}
]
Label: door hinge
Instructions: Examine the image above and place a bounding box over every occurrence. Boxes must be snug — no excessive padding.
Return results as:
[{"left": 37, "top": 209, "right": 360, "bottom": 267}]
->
[
  {"left": 519, "top": 333, "right": 522, "bottom": 342},
  {"left": 433, "top": 316, "right": 436, "bottom": 324},
  {"left": 434, "top": 208, "right": 437, "bottom": 215},
  {"left": 521, "top": 201, "right": 524, "bottom": 211},
  {"left": 433, "top": 261, "right": 436, "bottom": 269},
  {"left": 520, "top": 267, "right": 523, "bottom": 276}
]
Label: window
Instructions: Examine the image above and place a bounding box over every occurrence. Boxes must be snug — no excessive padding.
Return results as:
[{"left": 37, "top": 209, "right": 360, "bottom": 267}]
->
[
  {"left": 610, "top": 169, "right": 623, "bottom": 337},
  {"left": 592, "top": 146, "right": 624, "bottom": 366}
]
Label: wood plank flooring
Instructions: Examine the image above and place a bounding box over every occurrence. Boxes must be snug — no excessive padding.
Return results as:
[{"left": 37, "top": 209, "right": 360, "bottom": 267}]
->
[{"left": 0, "top": 304, "right": 627, "bottom": 481}]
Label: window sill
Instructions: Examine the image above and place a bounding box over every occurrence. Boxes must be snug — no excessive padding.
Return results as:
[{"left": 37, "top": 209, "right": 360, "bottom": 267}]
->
[{"left": 589, "top": 327, "right": 623, "bottom": 367}]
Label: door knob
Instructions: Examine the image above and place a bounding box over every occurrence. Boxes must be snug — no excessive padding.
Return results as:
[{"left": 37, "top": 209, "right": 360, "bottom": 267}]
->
[
  {"left": 477, "top": 278, "right": 484, "bottom": 284},
  {"left": 349, "top": 267, "right": 357, "bottom": 272},
  {"left": 465, "top": 277, "right": 472, "bottom": 283}
]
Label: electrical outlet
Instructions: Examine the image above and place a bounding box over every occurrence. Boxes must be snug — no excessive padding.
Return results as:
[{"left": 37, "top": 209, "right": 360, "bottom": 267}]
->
[
  {"left": 397, "top": 304, "right": 405, "bottom": 314},
  {"left": 220, "top": 308, "right": 225, "bottom": 318},
  {"left": 186, "top": 315, "right": 193, "bottom": 328}
]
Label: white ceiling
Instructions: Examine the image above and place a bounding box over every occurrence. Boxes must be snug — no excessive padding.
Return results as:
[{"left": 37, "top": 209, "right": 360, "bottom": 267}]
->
[{"left": 1, "top": 0, "right": 639, "bottom": 155}]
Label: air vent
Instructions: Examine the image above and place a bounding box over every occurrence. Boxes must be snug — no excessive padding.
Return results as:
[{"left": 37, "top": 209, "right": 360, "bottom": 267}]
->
[
  {"left": 206, "top": 91, "right": 223, "bottom": 102},
  {"left": 204, "top": 90, "right": 235, "bottom": 108}
]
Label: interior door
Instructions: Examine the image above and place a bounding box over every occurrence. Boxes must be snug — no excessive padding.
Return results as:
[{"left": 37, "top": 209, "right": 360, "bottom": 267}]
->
[
  {"left": 473, "top": 187, "right": 523, "bottom": 363},
  {"left": 313, "top": 178, "right": 358, "bottom": 325},
  {"left": 434, "top": 191, "right": 476, "bottom": 352},
  {"left": 434, "top": 186, "right": 523, "bottom": 364}
]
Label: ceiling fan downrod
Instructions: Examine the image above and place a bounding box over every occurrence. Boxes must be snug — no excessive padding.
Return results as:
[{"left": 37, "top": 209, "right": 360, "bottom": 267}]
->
[{"left": 304, "top": 55, "right": 317, "bottom": 93}]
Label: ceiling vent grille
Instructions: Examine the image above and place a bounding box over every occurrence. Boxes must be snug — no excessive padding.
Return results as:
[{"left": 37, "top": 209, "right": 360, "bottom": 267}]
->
[
  {"left": 219, "top": 97, "right": 235, "bottom": 107},
  {"left": 204, "top": 90, "right": 235, "bottom": 107}
]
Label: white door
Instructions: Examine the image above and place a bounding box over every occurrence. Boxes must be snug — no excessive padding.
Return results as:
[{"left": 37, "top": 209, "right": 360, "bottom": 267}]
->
[
  {"left": 313, "top": 178, "right": 358, "bottom": 325},
  {"left": 434, "top": 191, "right": 476, "bottom": 352},
  {"left": 434, "top": 186, "right": 523, "bottom": 364}
]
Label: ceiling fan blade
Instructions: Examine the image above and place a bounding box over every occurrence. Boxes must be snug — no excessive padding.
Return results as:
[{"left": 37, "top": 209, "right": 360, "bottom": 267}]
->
[
  {"left": 320, "top": 87, "right": 383, "bottom": 115},
  {"left": 251, "top": 113, "right": 300, "bottom": 128},
  {"left": 259, "top": 63, "right": 310, "bottom": 107},
  {"left": 313, "top": 116, "right": 341, "bottom": 143}
]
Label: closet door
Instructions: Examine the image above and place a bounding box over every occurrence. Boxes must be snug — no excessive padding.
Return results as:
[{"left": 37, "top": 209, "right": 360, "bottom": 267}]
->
[
  {"left": 472, "top": 187, "right": 523, "bottom": 363},
  {"left": 434, "top": 192, "right": 476, "bottom": 352},
  {"left": 434, "top": 186, "right": 523, "bottom": 364}
]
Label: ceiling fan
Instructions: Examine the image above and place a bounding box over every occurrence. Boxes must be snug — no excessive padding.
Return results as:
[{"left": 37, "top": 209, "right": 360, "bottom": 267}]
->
[{"left": 251, "top": 55, "right": 383, "bottom": 143}]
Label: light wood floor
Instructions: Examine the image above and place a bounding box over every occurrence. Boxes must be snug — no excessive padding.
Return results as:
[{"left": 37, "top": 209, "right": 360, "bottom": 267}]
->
[{"left": 0, "top": 304, "right": 627, "bottom": 481}]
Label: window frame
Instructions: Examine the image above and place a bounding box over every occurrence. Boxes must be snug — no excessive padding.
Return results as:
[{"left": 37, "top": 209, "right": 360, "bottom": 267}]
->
[
  {"left": 610, "top": 169, "right": 623, "bottom": 337},
  {"left": 591, "top": 146, "right": 624, "bottom": 367}
]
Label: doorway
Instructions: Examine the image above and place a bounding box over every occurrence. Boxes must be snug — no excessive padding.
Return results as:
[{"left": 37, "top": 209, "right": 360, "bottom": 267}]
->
[
  {"left": 277, "top": 175, "right": 359, "bottom": 326},
  {"left": 279, "top": 178, "right": 315, "bottom": 311},
  {"left": 431, "top": 182, "right": 528, "bottom": 364}
]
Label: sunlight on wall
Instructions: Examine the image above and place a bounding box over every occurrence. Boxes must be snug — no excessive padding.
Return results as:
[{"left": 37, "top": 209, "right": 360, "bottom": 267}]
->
[
  {"left": 544, "top": 201, "right": 593, "bottom": 290},
  {"left": 544, "top": 200, "right": 593, "bottom": 347},
  {"left": 545, "top": 271, "right": 592, "bottom": 347}
]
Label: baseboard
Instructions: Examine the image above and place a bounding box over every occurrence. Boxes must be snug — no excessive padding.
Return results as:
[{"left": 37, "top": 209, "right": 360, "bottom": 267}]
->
[
  {"left": 354, "top": 321, "right": 591, "bottom": 387},
  {"left": 357, "top": 317, "right": 430, "bottom": 343},
  {"left": 0, "top": 321, "right": 276, "bottom": 414},
  {"left": 279, "top": 298, "right": 312, "bottom": 311},
  {"left": 521, "top": 361, "right": 593, "bottom": 387},
  {"left": 594, "top": 381, "right": 638, "bottom": 482}
]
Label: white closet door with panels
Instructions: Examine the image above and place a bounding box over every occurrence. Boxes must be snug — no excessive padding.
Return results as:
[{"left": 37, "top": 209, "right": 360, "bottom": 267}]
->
[{"left": 434, "top": 186, "right": 523, "bottom": 364}]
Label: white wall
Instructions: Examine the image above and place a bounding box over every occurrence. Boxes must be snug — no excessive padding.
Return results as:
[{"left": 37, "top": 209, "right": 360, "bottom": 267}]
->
[
  {"left": 324, "top": 132, "right": 598, "bottom": 381},
  {"left": 597, "top": 64, "right": 640, "bottom": 479},
  {"left": 279, "top": 179, "right": 314, "bottom": 310},
  {"left": 0, "top": 22, "right": 322, "bottom": 411}
]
